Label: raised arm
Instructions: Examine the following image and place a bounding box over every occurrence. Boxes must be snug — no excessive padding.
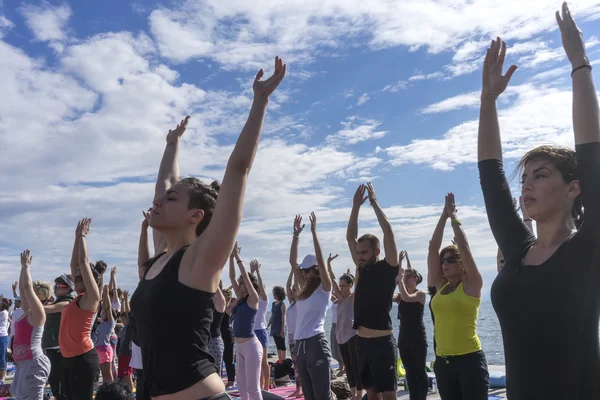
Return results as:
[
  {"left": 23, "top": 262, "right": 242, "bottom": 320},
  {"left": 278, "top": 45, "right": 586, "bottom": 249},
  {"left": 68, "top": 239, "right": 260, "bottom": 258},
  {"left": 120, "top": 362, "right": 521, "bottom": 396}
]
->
[
  {"left": 280, "top": 302, "right": 286, "bottom": 337},
  {"left": 19, "top": 250, "right": 45, "bottom": 327},
  {"left": 397, "top": 251, "right": 426, "bottom": 304},
  {"left": 70, "top": 223, "right": 80, "bottom": 278},
  {"left": 11, "top": 281, "right": 18, "bottom": 300},
  {"left": 309, "top": 212, "right": 331, "bottom": 292},
  {"left": 138, "top": 210, "right": 152, "bottom": 280},
  {"left": 229, "top": 244, "right": 241, "bottom": 298},
  {"left": 77, "top": 218, "right": 100, "bottom": 311},
  {"left": 122, "top": 290, "right": 130, "bottom": 315},
  {"left": 102, "top": 285, "right": 114, "bottom": 322},
  {"left": 347, "top": 185, "right": 367, "bottom": 267},
  {"left": 252, "top": 261, "right": 268, "bottom": 301},
  {"left": 233, "top": 243, "right": 260, "bottom": 310},
  {"left": 185, "top": 58, "right": 286, "bottom": 292},
  {"left": 290, "top": 215, "right": 306, "bottom": 288},
  {"left": 519, "top": 196, "right": 534, "bottom": 233},
  {"left": 214, "top": 287, "right": 226, "bottom": 313},
  {"left": 109, "top": 267, "right": 118, "bottom": 303},
  {"left": 366, "top": 182, "right": 398, "bottom": 266},
  {"left": 427, "top": 204, "right": 448, "bottom": 289},
  {"left": 326, "top": 254, "right": 343, "bottom": 299},
  {"left": 153, "top": 117, "right": 190, "bottom": 254},
  {"left": 285, "top": 268, "right": 295, "bottom": 302},
  {"left": 446, "top": 194, "right": 483, "bottom": 297}
]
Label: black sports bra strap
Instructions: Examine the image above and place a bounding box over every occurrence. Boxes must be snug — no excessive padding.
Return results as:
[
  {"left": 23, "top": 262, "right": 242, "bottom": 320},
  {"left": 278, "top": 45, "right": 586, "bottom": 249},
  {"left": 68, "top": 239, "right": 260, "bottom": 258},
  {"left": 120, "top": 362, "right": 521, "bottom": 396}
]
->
[
  {"left": 142, "top": 252, "right": 167, "bottom": 279},
  {"left": 165, "top": 246, "right": 191, "bottom": 278}
]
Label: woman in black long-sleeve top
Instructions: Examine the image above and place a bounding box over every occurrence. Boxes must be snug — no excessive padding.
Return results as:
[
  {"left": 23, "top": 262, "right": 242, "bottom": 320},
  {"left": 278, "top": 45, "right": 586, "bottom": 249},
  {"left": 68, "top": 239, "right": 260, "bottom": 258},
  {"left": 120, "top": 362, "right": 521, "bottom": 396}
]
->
[{"left": 477, "top": 4, "right": 600, "bottom": 399}]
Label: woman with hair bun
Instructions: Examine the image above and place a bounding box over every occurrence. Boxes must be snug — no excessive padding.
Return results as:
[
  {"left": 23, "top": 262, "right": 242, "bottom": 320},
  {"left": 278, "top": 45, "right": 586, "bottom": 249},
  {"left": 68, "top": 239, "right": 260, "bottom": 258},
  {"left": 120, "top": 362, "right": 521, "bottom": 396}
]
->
[
  {"left": 268, "top": 285, "right": 287, "bottom": 362},
  {"left": 130, "top": 56, "right": 285, "bottom": 400},
  {"left": 59, "top": 218, "right": 105, "bottom": 399},
  {"left": 397, "top": 251, "right": 427, "bottom": 400}
]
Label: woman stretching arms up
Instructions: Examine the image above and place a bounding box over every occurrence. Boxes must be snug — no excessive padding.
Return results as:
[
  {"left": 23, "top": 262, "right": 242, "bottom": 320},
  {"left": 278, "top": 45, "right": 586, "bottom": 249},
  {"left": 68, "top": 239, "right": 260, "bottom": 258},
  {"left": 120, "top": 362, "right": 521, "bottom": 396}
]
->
[{"left": 478, "top": 4, "right": 600, "bottom": 398}]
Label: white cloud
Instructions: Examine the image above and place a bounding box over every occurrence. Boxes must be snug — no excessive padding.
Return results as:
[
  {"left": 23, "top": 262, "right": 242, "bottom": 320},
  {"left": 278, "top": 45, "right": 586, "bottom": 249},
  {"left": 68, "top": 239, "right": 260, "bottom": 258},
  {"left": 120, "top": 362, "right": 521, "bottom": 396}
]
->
[
  {"left": 0, "top": 15, "right": 14, "bottom": 38},
  {"left": 383, "top": 80, "right": 407, "bottom": 92},
  {"left": 385, "top": 84, "right": 575, "bottom": 170},
  {"left": 421, "top": 91, "right": 481, "bottom": 114},
  {"left": 20, "top": 3, "right": 71, "bottom": 42},
  {"left": 409, "top": 72, "right": 444, "bottom": 81},
  {"left": 356, "top": 93, "right": 370, "bottom": 106},
  {"left": 326, "top": 117, "right": 389, "bottom": 145}
]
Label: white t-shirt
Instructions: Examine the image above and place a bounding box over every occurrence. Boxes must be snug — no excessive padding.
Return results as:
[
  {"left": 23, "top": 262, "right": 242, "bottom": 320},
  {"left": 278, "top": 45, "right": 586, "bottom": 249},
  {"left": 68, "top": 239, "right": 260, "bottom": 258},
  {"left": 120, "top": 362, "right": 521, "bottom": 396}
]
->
[
  {"left": 130, "top": 342, "right": 143, "bottom": 369},
  {"left": 9, "top": 308, "right": 25, "bottom": 336},
  {"left": 294, "top": 284, "right": 331, "bottom": 341},
  {"left": 255, "top": 297, "right": 269, "bottom": 330},
  {"left": 112, "top": 300, "right": 121, "bottom": 313},
  {"left": 0, "top": 310, "right": 8, "bottom": 336},
  {"left": 286, "top": 303, "right": 298, "bottom": 341},
  {"left": 331, "top": 302, "right": 338, "bottom": 324}
]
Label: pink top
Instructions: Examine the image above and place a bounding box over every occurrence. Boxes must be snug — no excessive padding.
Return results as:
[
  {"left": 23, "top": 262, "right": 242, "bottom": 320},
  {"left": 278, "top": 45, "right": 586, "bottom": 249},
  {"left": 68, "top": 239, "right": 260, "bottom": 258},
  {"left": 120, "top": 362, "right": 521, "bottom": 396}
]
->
[
  {"left": 59, "top": 295, "right": 95, "bottom": 358},
  {"left": 13, "top": 314, "right": 44, "bottom": 362}
]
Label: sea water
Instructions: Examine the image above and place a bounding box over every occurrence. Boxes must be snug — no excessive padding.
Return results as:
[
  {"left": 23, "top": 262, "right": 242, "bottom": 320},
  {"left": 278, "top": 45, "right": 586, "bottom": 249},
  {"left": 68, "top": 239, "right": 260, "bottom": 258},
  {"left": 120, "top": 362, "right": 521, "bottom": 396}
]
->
[{"left": 266, "top": 301, "right": 505, "bottom": 365}]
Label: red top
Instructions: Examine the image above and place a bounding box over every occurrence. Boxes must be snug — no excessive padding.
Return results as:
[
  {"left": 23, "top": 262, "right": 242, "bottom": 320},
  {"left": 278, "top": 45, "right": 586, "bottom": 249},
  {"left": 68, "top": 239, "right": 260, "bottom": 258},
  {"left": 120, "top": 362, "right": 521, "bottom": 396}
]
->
[{"left": 59, "top": 294, "right": 95, "bottom": 358}]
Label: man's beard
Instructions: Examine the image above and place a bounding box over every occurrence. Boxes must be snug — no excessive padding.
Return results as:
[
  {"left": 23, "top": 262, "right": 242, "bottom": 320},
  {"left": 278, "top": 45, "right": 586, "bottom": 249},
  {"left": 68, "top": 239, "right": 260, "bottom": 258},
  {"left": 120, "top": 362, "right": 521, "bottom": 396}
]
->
[{"left": 359, "top": 255, "right": 377, "bottom": 268}]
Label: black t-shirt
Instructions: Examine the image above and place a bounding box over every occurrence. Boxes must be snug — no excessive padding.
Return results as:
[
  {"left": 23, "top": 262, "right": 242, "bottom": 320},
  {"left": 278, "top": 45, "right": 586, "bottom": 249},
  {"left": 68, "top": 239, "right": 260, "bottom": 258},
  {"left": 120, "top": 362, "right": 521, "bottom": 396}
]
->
[
  {"left": 480, "top": 142, "right": 600, "bottom": 400},
  {"left": 210, "top": 310, "right": 224, "bottom": 338},
  {"left": 353, "top": 259, "right": 399, "bottom": 331}
]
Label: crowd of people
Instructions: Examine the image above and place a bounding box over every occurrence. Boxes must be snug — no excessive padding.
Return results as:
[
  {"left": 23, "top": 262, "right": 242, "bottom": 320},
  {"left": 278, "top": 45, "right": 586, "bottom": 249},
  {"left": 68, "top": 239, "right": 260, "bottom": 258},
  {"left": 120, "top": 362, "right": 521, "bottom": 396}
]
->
[{"left": 0, "top": 3, "right": 598, "bottom": 400}]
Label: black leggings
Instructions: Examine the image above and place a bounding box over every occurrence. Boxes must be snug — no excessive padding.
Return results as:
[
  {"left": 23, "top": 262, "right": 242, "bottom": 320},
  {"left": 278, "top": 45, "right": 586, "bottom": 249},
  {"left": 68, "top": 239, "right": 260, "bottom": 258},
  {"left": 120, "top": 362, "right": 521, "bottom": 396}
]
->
[
  {"left": 273, "top": 335, "right": 286, "bottom": 351},
  {"left": 46, "top": 348, "right": 66, "bottom": 400},
  {"left": 222, "top": 334, "right": 236, "bottom": 383},
  {"left": 62, "top": 349, "right": 99, "bottom": 400},
  {"left": 433, "top": 351, "right": 489, "bottom": 400},
  {"left": 399, "top": 343, "right": 428, "bottom": 400},
  {"left": 135, "top": 368, "right": 149, "bottom": 400},
  {"left": 339, "top": 335, "right": 362, "bottom": 390}
]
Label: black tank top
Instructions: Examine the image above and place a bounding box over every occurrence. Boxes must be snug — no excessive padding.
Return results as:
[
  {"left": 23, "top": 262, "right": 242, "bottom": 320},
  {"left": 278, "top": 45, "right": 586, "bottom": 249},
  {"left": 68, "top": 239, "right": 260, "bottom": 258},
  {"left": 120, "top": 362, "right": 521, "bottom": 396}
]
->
[
  {"left": 130, "top": 247, "right": 218, "bottom": 397},
  {"left": 397, "top": 300, "right": 426, "bottom": 349},
  {"left": 210, "top": 310, "right": 224, "bottom": 338}
]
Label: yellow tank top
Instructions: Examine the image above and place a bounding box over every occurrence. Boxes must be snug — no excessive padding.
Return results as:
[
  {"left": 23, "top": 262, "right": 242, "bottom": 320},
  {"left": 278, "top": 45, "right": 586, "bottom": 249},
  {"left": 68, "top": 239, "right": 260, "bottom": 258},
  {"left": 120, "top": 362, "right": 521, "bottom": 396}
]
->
[{"left": 431, "top": 282, "right": 482, "bottom": 356}]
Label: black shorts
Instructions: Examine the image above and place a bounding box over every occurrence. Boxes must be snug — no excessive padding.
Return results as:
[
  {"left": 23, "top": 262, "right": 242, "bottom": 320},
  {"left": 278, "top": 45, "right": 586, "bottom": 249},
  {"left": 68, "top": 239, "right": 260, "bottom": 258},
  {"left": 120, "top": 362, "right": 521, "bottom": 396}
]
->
[
  {"left": 357, "top": 334, "right": 398, "bottom": 393},
  {"left": 273, "top": 335, "right": 286, "bottom": 351},
  {"left": 433, "top": 350, "right": 489, "bottom": 400}
]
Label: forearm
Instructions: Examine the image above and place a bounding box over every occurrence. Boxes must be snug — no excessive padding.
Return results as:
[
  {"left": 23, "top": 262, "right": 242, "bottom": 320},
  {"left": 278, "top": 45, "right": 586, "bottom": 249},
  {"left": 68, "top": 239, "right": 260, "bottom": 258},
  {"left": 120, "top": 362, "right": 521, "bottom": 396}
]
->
[
  {"left": 256, "top": 271, "right": 267, "bottom": 301},
  {"left": 477, "top": 97, "right": 503, "bottom": 161},
  {"left": 572, "top": 69, "right": 600, "bottom": 145},
  {"left": 430, "top": 212, "right": 448, "bottom": 251},
  {"left": 70, "top": 234, "right": 79, "bottom": 278},
  {"left": 346, "top": 206, "right": 360, "bottom": 242},
  {"left": 290, "top": 236, "right": 305, "bottom": 286},
  {"left": 228, "top": 97, "right": 268, "bottom": 173},
  {"left": 312, "top": 231, "right": 331, "bottom": 289},
  {"left": 155, "top": 141, "right": 180, "bottom": 197},
  {"left": 78, "top": 237, "right": 99, "bottom": 299},
  {"left": 371, "top": 200, "right": 392, "bottom": 234},
  {"left": 285, "top": 270, "right": 294, "bottom": 300}
]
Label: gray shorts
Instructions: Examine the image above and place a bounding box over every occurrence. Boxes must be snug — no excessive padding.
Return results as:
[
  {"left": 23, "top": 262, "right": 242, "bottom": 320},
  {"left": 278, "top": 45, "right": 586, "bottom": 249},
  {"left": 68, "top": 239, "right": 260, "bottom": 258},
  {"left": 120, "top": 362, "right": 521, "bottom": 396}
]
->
[{"left": 12, "top": 355, "right": 51, "bottom": 399}]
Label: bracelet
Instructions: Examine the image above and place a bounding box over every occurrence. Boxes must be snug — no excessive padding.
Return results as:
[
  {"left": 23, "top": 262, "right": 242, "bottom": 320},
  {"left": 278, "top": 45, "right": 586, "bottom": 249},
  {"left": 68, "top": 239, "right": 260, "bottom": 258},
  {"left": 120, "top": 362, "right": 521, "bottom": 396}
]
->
[
  {"left": 571, "top": 64, "right": 592, "bottom": 77},
  {"left": 523, "top": 218, "right": 532, "bottom": 222},
  {"left": 451, "top": 218, "right": 461, "bottom": 226},
  {"left": 292, "top": 235, "right": 299, "bottom": 240},
  {"left": 236, "top": 259, "right": 244, "bottom": 264},
  {"left": 78, "top": 235, "right": 86, "bottom": 237}
]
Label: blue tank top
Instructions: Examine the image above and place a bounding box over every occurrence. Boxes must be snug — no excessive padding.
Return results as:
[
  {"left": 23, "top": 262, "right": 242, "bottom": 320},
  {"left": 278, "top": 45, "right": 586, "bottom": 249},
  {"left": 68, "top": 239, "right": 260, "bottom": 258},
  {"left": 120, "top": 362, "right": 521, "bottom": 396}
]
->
[
  {"left": 232, "top": 300, "right": 257, "bottom": 338},
  {"left": 270, "top": 301, "right": 284, "bottom": 336}
]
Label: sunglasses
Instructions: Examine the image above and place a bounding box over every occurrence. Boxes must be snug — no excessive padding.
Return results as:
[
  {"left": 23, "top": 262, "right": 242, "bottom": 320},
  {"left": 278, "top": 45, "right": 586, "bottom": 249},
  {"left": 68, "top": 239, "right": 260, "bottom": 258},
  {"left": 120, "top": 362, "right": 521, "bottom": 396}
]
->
[
  {"left": 404, "top": 274, "right": 417, "bottom": 280},
  {"left": 300, "top": 268, "right": 317, "bottom": 274},
  {"left": 441, "top": 257, "right": 460, "bottom": 264},
  {"left": 54, "top": 284, "right": 68, "bottom": 290}
]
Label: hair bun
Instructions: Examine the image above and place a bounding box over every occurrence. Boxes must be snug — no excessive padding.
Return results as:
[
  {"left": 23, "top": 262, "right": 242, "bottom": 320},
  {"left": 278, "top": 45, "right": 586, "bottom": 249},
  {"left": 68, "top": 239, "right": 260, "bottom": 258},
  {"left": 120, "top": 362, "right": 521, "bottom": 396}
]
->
[
  {"left": 210, "top": 180, "right": 221, "bottom": 193},
  {"left": 94, "top": 261, "right": 107, "bottom": 275}
]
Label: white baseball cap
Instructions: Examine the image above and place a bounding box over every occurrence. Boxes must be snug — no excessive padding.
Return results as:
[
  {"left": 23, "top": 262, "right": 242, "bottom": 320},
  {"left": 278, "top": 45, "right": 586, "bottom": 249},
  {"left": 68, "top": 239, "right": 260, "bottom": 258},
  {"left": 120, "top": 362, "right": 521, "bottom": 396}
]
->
[{"left": 299, "top": 254, "right": 318, "bottom": 270}]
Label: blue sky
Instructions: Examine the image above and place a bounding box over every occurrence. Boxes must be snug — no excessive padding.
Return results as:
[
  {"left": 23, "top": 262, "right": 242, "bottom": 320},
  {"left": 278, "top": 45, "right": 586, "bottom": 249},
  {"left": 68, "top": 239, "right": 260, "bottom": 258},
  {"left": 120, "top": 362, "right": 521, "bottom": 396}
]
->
[{"left": 1, "top": 0, "right": 600, "bottom": 300}]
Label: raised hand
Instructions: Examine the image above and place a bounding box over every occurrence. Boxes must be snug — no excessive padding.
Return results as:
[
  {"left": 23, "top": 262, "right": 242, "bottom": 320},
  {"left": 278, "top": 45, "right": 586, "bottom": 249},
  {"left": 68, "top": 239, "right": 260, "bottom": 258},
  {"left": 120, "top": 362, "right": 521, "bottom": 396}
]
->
[
  {"left": 353, "top": 184, "right": 368, "bottom": 207},
  {"left": 309, "top": 212, "right": 317, "bottom": 233},
  {"left": 253, "top": 56, "right": 286, "bottom": 99},
  {"left": 76, "top": 218, "right": 92, "bottom": 237},
  {"left": 142, "top": 208, "right": 152, "bottom": 228},
  {"left": 445, "top": 193, "right": 457, "bottom": 217},
  {"left": 328, "top": 253, "right": 339, "bottom": 264},
  {"left": 166, "top": 116, "right": 190, "bottom": 144},
  {"left": 123, "top": 290, "right": 129, "bottom": 298},
  {"left": 20, "top": 250, "right": 32, "bottom": 268},
  {"left": 12, "top": 281, "right": 17, "bottom": 291},
  {"left": 293, "top": 215, "right": 305, "bottom": 237},
  {"left": 482, "top": 37, "right": 518, "bottom": 99},
  {"left": 399, "top": 250, "right": 407, "bottom": 262},
  {"left": 111, "top": 266, "right": 117, "bottom": 276},
  {"left": 250, "top": 259, "right": 260, "bottom": 273},
  {"left": 366, "top": 182, "right": 377, "bottom": 203},
  {"left": 556, "top": 2, "right": 588, "bottom": 67},
  {"left": 231, "top": 241, "right": 241, "bottom": 260}
]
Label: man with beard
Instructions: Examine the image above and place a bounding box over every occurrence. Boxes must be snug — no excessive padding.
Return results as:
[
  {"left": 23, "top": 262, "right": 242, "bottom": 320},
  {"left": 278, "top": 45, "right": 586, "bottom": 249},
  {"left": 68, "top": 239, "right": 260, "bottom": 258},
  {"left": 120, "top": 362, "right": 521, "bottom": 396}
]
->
[{"left": 347, "top": 183, "right": 399, "bottom": 400}]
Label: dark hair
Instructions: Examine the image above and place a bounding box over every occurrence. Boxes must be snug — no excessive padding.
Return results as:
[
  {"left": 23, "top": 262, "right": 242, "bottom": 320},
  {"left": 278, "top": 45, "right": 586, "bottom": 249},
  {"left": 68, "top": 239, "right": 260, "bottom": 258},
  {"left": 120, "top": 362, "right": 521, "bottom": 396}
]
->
[
  {"left": 237, "top": 273, "right": 260, "bottom": 305},
  {"left": 95, "top": 381, "right": 134, "bottom": 400},
  {"left": 440, "top": 245, "right": 460, "bottom": 262},
  {"left": 340, "top": 273, "right": 354, "bottom": 286},
  {"left": 91, "top": 261, "right": 107, "bottom": 287},
  {"left": 517, "top": 145, "right": 582, "bottom": 229},
  {"left": 272, "top": 286, "right": 286, "bottom": 301},
  {"left": 297, "top": 271, "right": 322, "bottom": 301},
  {"left": 179, "top": 177, "right": 220, "bottom": 237},
  {"left": 405, "top": 269, "right": 423, "bottom": 285},
  {"left": 357, "top": 234, "right": 380, "bottom": 249},
  {"left": 0, "top": 297, "right": 13, "bottom": 311}
]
